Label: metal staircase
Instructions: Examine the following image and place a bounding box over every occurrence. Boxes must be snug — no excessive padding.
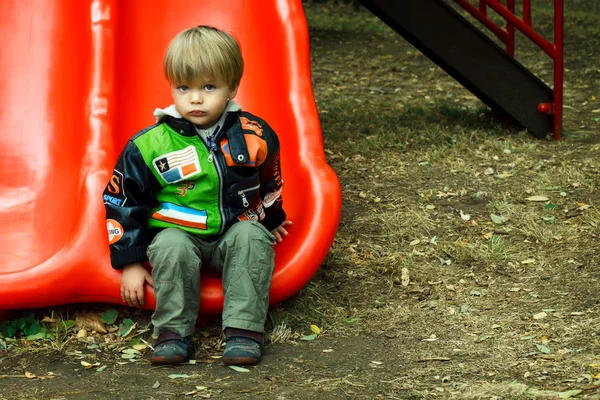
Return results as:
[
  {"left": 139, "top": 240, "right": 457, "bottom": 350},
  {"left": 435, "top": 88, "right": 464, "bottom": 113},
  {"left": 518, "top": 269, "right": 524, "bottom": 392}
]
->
[{"left": 359, "top": 0, "right": 564, "bottom": 139}]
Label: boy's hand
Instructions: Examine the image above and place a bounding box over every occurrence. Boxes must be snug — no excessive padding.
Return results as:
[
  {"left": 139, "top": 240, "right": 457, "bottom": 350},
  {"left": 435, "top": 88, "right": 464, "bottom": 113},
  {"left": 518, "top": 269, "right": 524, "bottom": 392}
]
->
[
  {"left": 121, "top": 262, "right": 154, "bottom": 307},
  {"left": 271, "top": 220, "right": 292, "bottom": 245}
]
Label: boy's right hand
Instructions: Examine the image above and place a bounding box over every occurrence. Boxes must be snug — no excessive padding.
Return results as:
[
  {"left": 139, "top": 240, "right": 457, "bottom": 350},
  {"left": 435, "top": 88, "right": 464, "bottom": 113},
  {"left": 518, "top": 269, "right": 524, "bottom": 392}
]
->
[{"left": 121, "top": 262, "right": 154, "bottom": 307}]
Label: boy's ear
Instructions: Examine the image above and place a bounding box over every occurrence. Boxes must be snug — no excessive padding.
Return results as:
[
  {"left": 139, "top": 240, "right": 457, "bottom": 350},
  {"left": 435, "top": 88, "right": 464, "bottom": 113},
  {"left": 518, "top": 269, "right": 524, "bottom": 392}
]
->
[{"left": 228, "top": 85, "right": 239, "bottom": 100}]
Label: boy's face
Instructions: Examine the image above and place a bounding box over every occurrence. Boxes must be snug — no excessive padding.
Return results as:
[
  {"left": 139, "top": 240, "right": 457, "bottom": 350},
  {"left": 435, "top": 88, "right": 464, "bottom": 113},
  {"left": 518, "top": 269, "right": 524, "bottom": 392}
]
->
[{"left": 171, "top": 77, "right": 238, "bottom": 129}]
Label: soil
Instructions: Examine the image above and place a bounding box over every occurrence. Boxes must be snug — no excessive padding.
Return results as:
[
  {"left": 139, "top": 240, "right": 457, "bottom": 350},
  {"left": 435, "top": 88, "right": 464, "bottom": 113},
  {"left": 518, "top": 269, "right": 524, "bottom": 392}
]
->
[{"left": 2, "top": 2, "right": 600, "bottom": 399}]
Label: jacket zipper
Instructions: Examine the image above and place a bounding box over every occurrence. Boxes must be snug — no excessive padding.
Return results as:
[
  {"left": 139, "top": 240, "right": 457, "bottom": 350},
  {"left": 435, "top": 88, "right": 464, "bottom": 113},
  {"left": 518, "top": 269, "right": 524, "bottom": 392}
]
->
[
  {"left": 203, "top": 127, "right": 227, "bottom": 235},
  {"left": 238, "top": 184, "right": 260, "bottom": 207}
]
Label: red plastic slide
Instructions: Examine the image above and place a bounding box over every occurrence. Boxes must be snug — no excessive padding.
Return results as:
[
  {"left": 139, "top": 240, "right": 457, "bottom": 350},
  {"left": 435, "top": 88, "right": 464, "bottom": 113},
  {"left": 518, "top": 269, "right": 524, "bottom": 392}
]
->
[{"left": 0, "top": 0, "right": 341, "bottom": 314}]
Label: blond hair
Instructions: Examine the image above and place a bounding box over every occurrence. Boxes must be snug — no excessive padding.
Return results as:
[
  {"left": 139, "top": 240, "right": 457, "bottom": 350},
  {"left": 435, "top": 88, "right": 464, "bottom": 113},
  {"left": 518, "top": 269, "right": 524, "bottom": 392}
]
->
[{"left": 163, "top": 26, "right": 244, "bottom": 89}]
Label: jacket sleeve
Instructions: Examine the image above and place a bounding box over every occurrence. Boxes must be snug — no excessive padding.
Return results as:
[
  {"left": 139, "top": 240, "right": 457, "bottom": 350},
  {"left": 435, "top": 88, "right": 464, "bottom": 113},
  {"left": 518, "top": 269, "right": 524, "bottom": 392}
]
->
[
  {"left": 103, "top": 141, "right": 161, "bottom": 269},
  {"left": 258, "top": 124, "right": 286, "bottom": 231}
]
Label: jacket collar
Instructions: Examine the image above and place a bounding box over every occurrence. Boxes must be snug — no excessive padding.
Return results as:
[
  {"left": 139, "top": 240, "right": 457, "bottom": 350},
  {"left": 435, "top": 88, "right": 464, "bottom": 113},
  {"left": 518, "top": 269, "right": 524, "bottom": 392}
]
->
[
  {"left": 163, "top": 112, "right": 242, "bottom": 137},
  {"left": 154, "top": 101, "right": 242, "bottom": 138}
]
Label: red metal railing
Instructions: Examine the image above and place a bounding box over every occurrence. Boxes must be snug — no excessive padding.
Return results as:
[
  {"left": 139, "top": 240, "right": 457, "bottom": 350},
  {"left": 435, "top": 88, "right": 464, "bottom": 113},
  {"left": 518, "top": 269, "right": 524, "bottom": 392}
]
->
[{"left": 451, "top": 0, "right": 564, "bottom": 139}]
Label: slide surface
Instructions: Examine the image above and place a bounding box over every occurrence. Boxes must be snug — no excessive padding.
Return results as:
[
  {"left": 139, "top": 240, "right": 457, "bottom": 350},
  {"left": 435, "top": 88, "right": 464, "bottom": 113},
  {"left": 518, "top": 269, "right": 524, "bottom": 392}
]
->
[{"left": 0, "top": 0, "right": 341, "bottom": 314}]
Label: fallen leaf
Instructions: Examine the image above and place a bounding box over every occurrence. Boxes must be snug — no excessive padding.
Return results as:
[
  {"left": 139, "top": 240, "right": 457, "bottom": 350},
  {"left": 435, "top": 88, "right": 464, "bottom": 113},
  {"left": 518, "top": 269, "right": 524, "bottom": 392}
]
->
[
  {"left": 521, "top": 258, "right": 535, "bottom": 264},
  {"left": 459, "top": 210, "right": 471, "bottom": 221},
  {"left": 490, "top": 214, "right": 505, "bottom": 224},
  {"left": 75, "top": 313, "right": 107, "bottom": 334},
  {"left": 310, "top": 325, "right": 321, "bottom": 335},
  {"left": 80, "top": 361, "right": 100, "bottom": 369},
  {"left": 412, "top": 248, "right": 425, "bottom": 256},
  {"left": 168, "top": 374, "right": 190, "bottom": 379},
  {"left": 578, "top": 203, "right": 591, "bottom": 210},
  {"left": 229, "top": 365, "right": 250, "bottom": 372},
  {"left": 557, "top": 390, "right": 583, "bottom": 398},
  {"left": 101, "top": 309, "right": 119, "bottom": 325},
  {"left": 535, "top": 344, "right": 551, "bottom": 353},
  {"left": 401, "top": 267, "right": 410, "bottom": 286},
  {"left": 322, "top": 349, "right": 334, "bottom": 352},
  {"left": 152, "top": 381, "right": 160, "bottom": 388},
  {"left": 409, "top": 239, "right": 421, "bottom": 246},
  {"left": 526, "top": 195, "right": 549, "bottom": 202},
  {"left": 25, "top": 372, "right": 36, "bottom": 379},
  {"left": 300, "top": 333, "right": 318, "bottom": 341},
  {"left": 533, "top": 312, "right": 547, "bottom": 320},
  {"left": 119, "top": 319, "right": 136, "bottom": 337},
  {"left": 371, "top": 361, "right": 383, "bottom": 365}
]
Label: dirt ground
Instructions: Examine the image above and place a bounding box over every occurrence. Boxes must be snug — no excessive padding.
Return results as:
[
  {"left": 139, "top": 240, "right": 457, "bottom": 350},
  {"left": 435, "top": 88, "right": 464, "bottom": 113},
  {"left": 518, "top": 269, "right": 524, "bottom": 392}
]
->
[{"left": 2, "top": 2, "right": 600, "bottom": 399}]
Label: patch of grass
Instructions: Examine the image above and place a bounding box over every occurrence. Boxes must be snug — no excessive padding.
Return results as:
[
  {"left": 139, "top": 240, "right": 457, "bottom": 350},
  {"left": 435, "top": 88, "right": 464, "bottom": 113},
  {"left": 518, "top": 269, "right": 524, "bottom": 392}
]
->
[
  {"left": 321, "top": 100, "right": 513, "bottom": 159},
  {"left": 304, "top": 3, "right": 392, "bottom": 35},
  {"left": 489, "top": 194, "right": 514, "bottom": 216},
  {"left": 440, "top": 235, "right": 509, "bottom": 266}
]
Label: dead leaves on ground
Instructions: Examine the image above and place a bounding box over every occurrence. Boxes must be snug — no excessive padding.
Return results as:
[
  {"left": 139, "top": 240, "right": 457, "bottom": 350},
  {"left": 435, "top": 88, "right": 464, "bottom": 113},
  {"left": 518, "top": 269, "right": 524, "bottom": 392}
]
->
[{"left": 74, "top": 312, "right": 107, "bottom": 334}]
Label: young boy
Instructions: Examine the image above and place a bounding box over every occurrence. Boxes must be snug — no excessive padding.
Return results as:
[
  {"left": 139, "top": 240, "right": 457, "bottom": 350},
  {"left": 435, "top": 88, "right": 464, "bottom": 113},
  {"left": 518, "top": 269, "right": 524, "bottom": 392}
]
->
[{"left": 103, "top": 25, "right": 291, "bottom": 366}]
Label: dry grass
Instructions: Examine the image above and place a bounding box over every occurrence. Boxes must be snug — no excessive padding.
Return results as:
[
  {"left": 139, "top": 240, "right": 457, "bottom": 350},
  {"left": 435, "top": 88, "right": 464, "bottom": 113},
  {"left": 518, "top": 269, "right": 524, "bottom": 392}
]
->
[{"left": 2, "top": 1, "right": 600, "bottom": 398}]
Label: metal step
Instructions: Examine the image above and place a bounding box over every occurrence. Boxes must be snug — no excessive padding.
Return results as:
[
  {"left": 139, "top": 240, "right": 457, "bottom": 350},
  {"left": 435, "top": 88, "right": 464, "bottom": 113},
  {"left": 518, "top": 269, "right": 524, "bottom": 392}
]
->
[{"left": 359, "top": 0, "right": 554, "bottom": 138}]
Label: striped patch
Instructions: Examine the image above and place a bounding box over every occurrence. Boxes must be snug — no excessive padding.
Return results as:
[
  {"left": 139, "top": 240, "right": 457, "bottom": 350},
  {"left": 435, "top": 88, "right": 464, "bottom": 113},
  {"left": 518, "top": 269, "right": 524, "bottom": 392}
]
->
[{"left": 151, "top": 203, "right": 208, "bottom": 230}]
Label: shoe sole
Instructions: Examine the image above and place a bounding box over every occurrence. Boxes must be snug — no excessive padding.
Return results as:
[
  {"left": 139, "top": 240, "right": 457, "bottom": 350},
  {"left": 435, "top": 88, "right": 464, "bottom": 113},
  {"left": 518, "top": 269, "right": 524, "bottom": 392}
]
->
[
  {"left": 222, "top": 356, "right": 260, "bottom": 365},
  {"left": 151, "top": 355, "right": 190, "bottom": 365}
]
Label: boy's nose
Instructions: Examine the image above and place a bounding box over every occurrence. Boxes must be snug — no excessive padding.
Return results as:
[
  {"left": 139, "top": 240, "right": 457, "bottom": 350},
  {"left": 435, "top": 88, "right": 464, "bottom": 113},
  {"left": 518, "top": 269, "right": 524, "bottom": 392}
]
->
[{"left": 190, "top": 90, "right": 203, "bottom": 103}]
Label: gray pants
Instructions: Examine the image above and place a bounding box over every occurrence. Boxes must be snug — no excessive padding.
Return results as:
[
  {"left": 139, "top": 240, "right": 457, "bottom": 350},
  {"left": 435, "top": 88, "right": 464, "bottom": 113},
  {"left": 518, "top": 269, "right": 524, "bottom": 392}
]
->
[{"left": 147, "top": 221, "right": 276, "bottom": 337}]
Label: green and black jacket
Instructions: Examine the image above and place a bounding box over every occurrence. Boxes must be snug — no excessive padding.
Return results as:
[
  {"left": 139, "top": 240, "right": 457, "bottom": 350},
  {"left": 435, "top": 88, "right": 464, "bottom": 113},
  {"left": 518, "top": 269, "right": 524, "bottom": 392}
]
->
[{"left": 103, "top": 110, "right": 285, "bottom": 268}]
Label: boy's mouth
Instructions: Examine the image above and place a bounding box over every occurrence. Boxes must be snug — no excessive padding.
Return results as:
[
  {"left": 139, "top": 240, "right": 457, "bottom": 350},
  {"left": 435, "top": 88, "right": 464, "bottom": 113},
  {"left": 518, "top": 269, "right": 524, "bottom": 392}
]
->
[{"left": 190, "top": 110, "right": 206, "bottom": 116}]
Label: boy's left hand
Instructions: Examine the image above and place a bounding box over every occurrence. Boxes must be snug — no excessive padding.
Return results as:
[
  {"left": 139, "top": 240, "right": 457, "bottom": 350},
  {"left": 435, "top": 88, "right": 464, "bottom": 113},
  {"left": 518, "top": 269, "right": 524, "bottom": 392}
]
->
[{"left": 272, "top": 220, "right": 292, "bottom": 245}]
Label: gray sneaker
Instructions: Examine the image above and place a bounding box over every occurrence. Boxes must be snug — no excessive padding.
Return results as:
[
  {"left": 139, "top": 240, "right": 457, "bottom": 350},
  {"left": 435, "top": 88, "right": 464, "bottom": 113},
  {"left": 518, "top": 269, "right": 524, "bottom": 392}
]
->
[
  {"left": 151, "top": 331, "right": 194, "bottom": 365},
  {"left": 222, "top": 336, "right": 261, "bottom": 365}
]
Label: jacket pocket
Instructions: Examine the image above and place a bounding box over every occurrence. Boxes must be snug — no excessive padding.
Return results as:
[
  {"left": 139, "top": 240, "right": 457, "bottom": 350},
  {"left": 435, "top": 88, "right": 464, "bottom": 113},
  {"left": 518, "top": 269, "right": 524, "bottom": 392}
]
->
[{"left": 237, "top": 184, "right": 260, "bottom": 208}]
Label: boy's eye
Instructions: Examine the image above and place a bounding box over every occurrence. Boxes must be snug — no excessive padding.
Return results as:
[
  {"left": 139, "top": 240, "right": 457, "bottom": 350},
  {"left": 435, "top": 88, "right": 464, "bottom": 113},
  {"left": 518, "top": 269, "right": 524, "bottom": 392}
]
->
[
  {"left": 204, "top": 85, "right": 215, "bottom": 91},
  {"left": 177, "top": 85, "right": 189, "bottom": 92}
]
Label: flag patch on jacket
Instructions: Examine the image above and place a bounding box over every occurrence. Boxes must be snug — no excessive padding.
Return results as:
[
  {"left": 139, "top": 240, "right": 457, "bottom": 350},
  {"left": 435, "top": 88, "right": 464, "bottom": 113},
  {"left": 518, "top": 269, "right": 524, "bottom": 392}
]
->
[
  {"left": 151, "top": 202, "right": 208, "bottom": 230},
  {"left": 152, "top": 146, "right": 201, "bottom": 184}
]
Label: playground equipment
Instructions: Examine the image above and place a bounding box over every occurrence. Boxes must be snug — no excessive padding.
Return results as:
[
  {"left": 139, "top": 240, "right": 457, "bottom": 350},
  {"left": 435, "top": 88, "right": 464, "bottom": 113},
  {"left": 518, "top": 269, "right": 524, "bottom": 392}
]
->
[
  {"left": 360, "top": 0, "right": 564, "bottom": 139},
  {"left": 0, "top": 0, "right": 341, "bottom": 313}
]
